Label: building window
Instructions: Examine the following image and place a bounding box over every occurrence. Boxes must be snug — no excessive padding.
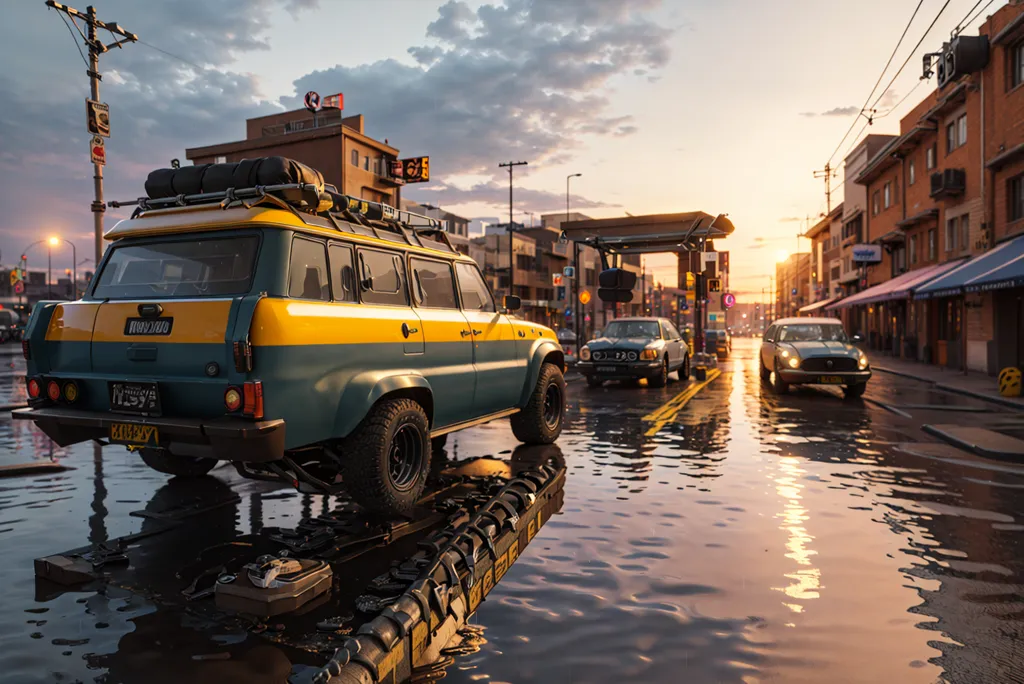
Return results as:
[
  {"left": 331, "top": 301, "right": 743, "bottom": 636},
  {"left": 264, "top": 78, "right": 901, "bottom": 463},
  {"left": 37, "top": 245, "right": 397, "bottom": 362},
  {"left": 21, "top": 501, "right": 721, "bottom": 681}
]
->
[
  {"left": 926, "top": 145, "right": 936, "bottom": 170},
  {"left": 909, "top": 159, "right": 916, "bottom": 186},
  {"left": 351, "top": 149, "right": 358, "bottom": 166},
  {"left": 1011, "top": 174, "right": 1024, "bottom": 222},
  {"left": 362, "top": 155, "right": 369, "bottom": 171},
  {"left": 1012, "top": 41, "right": 1024, "bottom": 90},
  {"left": 947, "top": 115, "right": 967, "bottom": 153},
  {"left": 928, "top": 228, "right": 936, "bottom": 260},
  {"left": 945, "top": 217, "right": 957, "bottom": 252},
  {"left": 883, "top": 182, "right": 892, "bottom": 209},
  {"left": 215, "top": 155, "right": 227, "bottom": 164},
  {"left": 872, "top": 191, "right": 881, "bottom": 216},
  {"left": 910, "top": 234, "right": 918, "bottom": 265},
  {"left": 960, "top": 215, "right": 970, "bottom": 252}
]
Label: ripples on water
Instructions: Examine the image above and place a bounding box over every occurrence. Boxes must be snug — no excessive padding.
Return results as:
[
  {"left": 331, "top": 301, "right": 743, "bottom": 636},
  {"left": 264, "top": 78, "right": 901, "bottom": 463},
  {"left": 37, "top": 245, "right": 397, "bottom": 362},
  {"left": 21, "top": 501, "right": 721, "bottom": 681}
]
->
[{"left": 2, "top": 346, "right": 1024, "bottom": 682}]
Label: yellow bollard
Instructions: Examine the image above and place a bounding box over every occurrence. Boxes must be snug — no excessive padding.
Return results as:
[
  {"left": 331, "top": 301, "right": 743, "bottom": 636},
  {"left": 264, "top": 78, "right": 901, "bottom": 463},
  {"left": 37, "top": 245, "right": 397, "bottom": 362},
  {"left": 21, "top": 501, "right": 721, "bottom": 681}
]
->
[{"left": 998, "top": 367, "right": 1022, "bottom": 397}]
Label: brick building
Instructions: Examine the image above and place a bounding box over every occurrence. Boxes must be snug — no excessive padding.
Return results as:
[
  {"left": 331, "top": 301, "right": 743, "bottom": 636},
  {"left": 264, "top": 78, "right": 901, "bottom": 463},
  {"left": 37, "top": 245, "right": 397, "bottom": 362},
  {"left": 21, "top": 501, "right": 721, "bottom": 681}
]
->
[
  {"left": 828, "top": 2, "right": 1024, "bottom": 373},
  {"left": 798, "top": 203, "right": 844, "bottom": 315},
  {"left": 775, "top": 252, "right": 811, "bottom": 317},
  {"left": 186, "top": 109, "right": 405, "bottom": 206}
]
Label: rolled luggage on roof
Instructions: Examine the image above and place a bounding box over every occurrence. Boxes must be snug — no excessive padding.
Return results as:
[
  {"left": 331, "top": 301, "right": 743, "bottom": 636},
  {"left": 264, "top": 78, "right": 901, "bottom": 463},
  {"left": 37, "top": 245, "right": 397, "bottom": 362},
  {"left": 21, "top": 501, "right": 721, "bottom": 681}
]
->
[{"left": 144, "top": 156, "right": 325, "bottom": 199}]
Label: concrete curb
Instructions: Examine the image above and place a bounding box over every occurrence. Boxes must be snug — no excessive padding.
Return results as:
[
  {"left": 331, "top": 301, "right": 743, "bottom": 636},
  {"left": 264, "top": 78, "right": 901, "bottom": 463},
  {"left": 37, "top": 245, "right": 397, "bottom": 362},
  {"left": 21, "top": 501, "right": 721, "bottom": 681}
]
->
[
  {"left": 875, "top": 366, "right": 1024, "bottom": 412},
  {"left": 922, "top": 424, "right": 1024, "bottom": 461}
]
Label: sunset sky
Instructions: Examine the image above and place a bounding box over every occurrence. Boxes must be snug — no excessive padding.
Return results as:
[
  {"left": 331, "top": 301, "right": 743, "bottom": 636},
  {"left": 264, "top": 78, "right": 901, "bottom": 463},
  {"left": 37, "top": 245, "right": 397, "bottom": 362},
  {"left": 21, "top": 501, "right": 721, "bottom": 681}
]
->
[{"left": 0, "top": 0, "right": 1005, "bottom": 300}]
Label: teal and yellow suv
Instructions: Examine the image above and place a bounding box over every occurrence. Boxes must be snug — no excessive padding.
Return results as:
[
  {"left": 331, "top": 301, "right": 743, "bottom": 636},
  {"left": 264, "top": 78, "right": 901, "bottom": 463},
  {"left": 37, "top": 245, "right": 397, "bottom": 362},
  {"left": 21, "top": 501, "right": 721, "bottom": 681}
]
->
[{"left": 15, "top": 157, "right": 566, "bottom": 516}]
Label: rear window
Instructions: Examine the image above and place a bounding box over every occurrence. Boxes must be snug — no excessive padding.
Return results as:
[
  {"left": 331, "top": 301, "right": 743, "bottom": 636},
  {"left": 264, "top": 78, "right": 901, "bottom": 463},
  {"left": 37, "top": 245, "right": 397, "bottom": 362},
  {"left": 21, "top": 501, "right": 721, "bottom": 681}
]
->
[{"left": 93, "top": 236, "right": 259, "bottom": 299}]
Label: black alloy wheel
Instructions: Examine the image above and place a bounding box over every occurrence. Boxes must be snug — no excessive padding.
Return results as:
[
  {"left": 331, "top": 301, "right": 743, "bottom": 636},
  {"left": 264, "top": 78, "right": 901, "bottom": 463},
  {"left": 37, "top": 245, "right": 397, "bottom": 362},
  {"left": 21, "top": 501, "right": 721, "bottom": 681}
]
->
[{"left": 388, "top": 424, "right": 424, "bottom": 492}]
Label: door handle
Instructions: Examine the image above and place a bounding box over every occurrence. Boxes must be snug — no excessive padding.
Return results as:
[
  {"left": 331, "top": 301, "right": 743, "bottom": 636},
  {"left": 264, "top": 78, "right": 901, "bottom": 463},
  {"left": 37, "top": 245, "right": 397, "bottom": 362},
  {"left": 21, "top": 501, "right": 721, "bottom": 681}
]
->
[
  {"left": 460, "top": 329, "right": 472, "bottom": 337},
  {"left": 401, "top": 322, "right": 419, "bottom": 339},
  {"left": 472, "top": 329, "right": 482, "bottom": 335}
]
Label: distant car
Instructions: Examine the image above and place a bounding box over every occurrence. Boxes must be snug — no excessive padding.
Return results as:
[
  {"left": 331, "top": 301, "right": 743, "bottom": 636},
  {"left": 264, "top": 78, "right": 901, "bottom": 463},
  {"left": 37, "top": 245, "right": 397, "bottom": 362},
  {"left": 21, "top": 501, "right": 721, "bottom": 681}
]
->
[
  {"left": 759, "top": 317, "right": 870, "bottom": 398},
  {"left": 705, "top": 329, "right": 731, "bottom": 359},
  {"left": 556, "top": 328, "right": 577, "bottom": 366},
  {"left": 577, "top": 317, "right": 690, "bottom": 388}
]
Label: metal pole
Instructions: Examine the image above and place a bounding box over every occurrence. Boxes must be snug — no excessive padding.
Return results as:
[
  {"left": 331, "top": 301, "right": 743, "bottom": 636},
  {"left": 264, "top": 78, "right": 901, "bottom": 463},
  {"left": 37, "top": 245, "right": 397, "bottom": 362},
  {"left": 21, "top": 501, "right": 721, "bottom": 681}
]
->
[
  {"left": 87, "top": 5, "right": 104, "bottom": 266},
  {"left": 47, "top": 244, "right": 52, "bottom": 299},
  {"left": 566, "top": 172, "right": 581, "bottom": 351},
  {"left": 71, "top": 241, "right": 77, "bottom": 299}
]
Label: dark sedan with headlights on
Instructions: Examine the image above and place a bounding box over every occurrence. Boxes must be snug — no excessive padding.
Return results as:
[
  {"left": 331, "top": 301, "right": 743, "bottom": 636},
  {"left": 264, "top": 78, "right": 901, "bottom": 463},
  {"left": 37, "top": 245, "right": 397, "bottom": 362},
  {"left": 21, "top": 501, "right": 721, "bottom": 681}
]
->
[
  {"left": 577, "top": 317, "right": 690, "bottom": 388},
  {"left": 759, "top": 317, "right": 871, "bottom": 398}
]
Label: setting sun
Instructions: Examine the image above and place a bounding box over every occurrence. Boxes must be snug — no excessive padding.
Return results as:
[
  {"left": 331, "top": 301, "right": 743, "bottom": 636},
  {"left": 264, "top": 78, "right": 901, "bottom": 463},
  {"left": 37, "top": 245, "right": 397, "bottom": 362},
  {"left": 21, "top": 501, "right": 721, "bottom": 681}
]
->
[{"left": 776, "top": 249, "right": 789, "bottom": 263}]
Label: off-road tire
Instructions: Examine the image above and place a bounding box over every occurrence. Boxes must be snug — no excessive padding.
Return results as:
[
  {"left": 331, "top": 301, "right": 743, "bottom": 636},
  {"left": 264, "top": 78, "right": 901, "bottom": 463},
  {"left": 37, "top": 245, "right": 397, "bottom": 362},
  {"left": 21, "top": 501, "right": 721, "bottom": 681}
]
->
[
  {"left": 342, "top": 398, "right": 431, "bottom": 517},
  {"left": 844, "top": 383, "right": 867, "bottom": 399},
  {"left": 511, "top": 363, "right": 566, "bottom": 444},
  {"left": 681, "top": 354, "right": 691, "bottom": 380},
  {"left": 649, "top": 359, "right": 669, "bottom": 388},
  {"left": 759, "top": 357, "right": 771, "bottom": 382},
  {"left": 586, "top": 376, "right": 604, "bottom": 388},
  {"left": 773, "top": 370, "right": 789, "bottom": 394},
  {"left": 139, "top": 448, "right": 217, "bottom": 478}
]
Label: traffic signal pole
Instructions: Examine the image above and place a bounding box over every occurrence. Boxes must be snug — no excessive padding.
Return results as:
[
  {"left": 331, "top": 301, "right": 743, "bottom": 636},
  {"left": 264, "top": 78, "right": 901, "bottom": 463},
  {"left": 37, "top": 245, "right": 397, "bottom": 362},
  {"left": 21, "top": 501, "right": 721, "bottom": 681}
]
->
[{"left": 45, "top": 2, "right": 138, "bottom": 265}]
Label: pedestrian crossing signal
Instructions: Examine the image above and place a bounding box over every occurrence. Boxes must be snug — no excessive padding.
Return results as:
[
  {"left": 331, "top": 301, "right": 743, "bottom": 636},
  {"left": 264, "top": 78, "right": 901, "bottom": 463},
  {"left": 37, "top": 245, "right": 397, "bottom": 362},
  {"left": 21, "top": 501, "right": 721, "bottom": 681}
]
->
[{"left": 708, "top": 278, "right": 722, "bottom": 293}]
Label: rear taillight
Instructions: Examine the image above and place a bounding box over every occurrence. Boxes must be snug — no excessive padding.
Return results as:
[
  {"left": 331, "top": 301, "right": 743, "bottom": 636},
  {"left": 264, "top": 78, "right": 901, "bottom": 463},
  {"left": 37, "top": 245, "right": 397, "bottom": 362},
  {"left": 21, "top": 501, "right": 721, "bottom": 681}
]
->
[
  {"left": 243, "top": 381, "right": 264, "bottom": 419},
  {"left": 224, "top": 386, "right": 242, "bottom": 412},
  {"left": 21, "top": 340, "right": 30, "bottom": 360},
  {"left": 46, "top": 380, "right": 60, "bottom": 402},
  {"left": 27, "top": 377, "right": 41, "bottom": 399},
  {"left": 233, "top": 338, "right": 253, "bottom": 372},
  {"left": 62, "top": 381, "right": 79, "bottom": 403}
]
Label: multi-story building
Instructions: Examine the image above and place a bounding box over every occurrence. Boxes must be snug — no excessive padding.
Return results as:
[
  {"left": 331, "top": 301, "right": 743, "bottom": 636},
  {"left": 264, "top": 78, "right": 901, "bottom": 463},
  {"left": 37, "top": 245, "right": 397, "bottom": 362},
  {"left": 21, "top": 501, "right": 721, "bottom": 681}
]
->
[
  {"left": 799, "top": 203, "right": 844, "bottom": 315},
  {"left": 775, "top": 253, "right": 811, "bottom": 317},
  {"left": 186, "top": 109, "right": 405, "bottom": 206},
  {"left": 828, "top": 2, "right": 1024, "bottom": 373},
  {"left": 401, "top": 200, "right": 471, "bottom": 255}
]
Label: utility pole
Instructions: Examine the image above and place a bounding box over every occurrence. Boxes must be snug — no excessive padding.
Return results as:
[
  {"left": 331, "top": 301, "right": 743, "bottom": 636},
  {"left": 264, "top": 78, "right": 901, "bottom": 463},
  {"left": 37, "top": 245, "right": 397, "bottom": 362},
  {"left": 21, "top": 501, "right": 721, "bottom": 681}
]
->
[
  {"left": 567, "top": 173, "right": 582, "bottom": 351},
  {"left": 499, "top": 161, "right": 528, "bottom": 297},
  {"left": 813, "top": 162, "right": 839, "bottom": 215},
  {"left": 46, "top": 1, "right": 138, "bottom": 265}
]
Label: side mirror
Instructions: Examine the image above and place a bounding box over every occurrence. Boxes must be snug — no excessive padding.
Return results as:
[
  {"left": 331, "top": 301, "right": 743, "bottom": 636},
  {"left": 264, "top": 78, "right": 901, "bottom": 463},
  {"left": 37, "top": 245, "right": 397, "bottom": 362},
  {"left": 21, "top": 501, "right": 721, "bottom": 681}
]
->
[{"left": 503, "top": 295, "right": 522, "bottom": 311}]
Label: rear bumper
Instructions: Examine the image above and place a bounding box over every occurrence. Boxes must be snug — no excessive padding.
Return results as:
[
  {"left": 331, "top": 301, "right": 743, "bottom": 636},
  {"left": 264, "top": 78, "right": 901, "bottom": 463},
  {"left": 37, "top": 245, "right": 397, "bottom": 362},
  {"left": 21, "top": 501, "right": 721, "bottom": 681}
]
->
[
  {"left": 777, "top": 369, "right": 872, "bottom": 385},
  {"left": 12, "top": 406, "right": 285, "bottom": 463},
  {"left": 576, "top": 360, "right": 663, "bottom": 379}
]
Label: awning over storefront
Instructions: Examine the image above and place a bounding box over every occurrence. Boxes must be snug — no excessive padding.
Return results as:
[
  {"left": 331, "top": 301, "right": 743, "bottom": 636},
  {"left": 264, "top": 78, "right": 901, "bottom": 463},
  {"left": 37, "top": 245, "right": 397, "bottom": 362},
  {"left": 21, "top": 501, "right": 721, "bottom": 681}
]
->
[
  {"left": 798, "top": 296, "right": 841, "bottom": 314},
  {"left": 915, "top": 234, "right": 1024, "bottom": 299},
  {"left": 826, "top": 259, "right": 966, "bottom": 310}
]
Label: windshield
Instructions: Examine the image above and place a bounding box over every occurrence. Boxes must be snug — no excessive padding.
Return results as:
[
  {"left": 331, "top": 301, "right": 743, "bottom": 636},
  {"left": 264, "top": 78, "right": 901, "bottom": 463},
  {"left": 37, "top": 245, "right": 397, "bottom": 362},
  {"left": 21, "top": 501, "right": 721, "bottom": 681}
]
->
[
  {"left": 93, "top": 235, "right": 259, "bottom": 299},
  {"left": 778, "top": 324, "right": 847, "bottom": 342},
  {"left": 603, "top": 320, "right": 660, "bottom": 338}
]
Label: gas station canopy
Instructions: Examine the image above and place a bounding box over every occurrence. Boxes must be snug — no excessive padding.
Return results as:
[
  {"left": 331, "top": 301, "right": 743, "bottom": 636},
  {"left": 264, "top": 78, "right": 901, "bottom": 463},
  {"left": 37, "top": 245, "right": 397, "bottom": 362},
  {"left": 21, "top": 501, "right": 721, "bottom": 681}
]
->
[{"left": 561, "top": 211, "right": 735, "bottom": 254}]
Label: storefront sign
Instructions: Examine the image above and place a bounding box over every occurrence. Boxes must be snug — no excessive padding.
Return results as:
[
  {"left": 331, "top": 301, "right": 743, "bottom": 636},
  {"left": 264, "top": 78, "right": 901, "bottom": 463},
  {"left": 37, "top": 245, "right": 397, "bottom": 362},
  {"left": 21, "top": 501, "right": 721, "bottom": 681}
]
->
[{"left": 852, "top": 244, "right": 882, "bottom": 263}]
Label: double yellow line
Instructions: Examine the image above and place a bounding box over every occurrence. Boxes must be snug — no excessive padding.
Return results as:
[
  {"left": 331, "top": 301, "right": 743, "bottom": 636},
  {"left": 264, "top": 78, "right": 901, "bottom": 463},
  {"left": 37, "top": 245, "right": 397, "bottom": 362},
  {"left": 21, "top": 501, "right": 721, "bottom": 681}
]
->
[{"left": 642, "top": 368, "right": 721, "bottom": 437}]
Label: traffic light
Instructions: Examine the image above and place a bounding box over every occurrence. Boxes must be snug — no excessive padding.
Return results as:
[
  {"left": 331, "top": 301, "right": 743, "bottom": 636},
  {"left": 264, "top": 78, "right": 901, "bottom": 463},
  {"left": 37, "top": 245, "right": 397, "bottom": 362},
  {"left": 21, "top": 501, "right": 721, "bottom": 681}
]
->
[
  {"left": 708, "top": 278, "right": 722, "bottom": 293},
  {"left": 20, "top": 254, "right": 26, "bottom": 261}
]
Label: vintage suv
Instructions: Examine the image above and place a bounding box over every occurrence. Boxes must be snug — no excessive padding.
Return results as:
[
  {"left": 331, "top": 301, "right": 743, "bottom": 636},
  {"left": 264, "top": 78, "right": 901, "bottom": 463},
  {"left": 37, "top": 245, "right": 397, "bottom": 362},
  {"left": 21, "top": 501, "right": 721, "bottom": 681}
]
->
[{"left": 15, "top": 157, "right": 566, "bottom": 516}]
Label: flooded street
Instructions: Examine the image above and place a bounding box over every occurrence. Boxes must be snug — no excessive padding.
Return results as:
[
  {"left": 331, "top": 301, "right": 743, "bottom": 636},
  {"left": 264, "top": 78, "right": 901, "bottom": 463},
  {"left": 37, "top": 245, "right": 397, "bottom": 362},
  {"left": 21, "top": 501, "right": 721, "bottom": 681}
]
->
[{"left": 2, "top": 339, "right": 1024, "bottom": 683}]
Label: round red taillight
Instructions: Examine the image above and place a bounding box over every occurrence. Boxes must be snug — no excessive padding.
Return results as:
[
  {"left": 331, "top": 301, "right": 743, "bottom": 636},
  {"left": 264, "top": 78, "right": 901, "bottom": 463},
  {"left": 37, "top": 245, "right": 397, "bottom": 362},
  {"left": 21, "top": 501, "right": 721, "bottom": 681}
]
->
[
  {"left": 27, "top": 378, "right": 41, "bottom": 399},
  {"left": 224, "top": 387, "right": 242, "bottom": 412},
  {"left": 47, "top": 380, "right": 61, "bottom": 402}
]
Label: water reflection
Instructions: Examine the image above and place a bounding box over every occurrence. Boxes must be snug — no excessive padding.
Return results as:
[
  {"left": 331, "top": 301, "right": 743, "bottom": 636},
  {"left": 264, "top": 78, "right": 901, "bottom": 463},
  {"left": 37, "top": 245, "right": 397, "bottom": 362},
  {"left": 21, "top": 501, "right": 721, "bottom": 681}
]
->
[{"left": 771, "top": 456, "right": 820, "bottom": 614}]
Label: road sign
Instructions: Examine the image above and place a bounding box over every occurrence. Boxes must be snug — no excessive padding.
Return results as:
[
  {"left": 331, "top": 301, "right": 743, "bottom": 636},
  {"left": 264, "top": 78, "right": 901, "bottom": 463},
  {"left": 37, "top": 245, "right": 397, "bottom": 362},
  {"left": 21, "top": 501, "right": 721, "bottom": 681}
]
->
[
  {"left": 579, "top": 290, "right": 591, "bottom": 305},
  {"left": 90, "top": 136, "right": 106, "bottom": 166},
  {"left": 686, "top": 291, "right": 695, "bottom": 304},
  {"left": 86, "top": 99, "right": 110, "bottom": 137},
  {"left": 685, "top": 271, "right": 695, "bottom": 290},
  {"left": 563, "top": 266, "right": 575, "bottom": 278},
  {"left": 303, "top": 90, "right": 321, "bottom": 112},
  {"left": 552, "top": 273, "right": 564, "bottom": 287},
  {"left": 565, "top": 307, "right": 572, "bottom": 319},
  {"left": 322, "top": 92, "right": 343, "bottom": 109},
  {"left": 722, "top": 292, "right": 736, "bottom": 308},
  {"left": 14, "top": 281, "right": 24, "bottom": 295}
]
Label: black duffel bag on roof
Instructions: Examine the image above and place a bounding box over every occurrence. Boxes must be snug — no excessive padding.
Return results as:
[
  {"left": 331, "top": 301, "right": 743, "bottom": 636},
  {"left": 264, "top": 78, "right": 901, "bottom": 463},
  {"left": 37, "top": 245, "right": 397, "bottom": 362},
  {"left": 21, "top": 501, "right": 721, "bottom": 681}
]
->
[{"left": 144, "top": 156, "right": 325, "bottom": 199}]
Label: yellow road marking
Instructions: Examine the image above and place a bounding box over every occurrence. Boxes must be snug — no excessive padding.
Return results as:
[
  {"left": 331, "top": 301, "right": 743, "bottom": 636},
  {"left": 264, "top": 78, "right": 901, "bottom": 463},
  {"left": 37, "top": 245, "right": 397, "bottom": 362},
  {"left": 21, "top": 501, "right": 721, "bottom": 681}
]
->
[{"left": 642, "top": 368, "right": 721, "bottom": 437}]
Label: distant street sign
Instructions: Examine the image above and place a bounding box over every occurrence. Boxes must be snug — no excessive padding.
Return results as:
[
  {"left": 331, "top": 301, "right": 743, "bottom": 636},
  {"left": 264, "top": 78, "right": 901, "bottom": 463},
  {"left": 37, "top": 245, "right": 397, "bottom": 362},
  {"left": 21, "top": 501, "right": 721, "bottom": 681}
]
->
[
  {"left": 322, "top": 92, "right": 343, "bottom": 109},
  {"left": 579, "top": 290, "right": 591, "bottom": 305},
  {"left": 565, "top": 307, "right": 572, "bottom": 319},
  {"left": 552, "top": 273, "right": 564, "bottom": 287},
  {"left": 90, "top": 136, "right": 106, "bottom": 166},
  {"left": 563, "top": 266, "right": 575, "bottom": 278},
  {"left": 303, "top": 90, "right": 321, "bottom": 112},
  {"left": 722, "top": 292, "right": 736, "bottom": 308},
  {"left": 14, "top": 281, "right": 24, "bottom": 295},
  {"left": 86, "top": 99, "right": 110, "bottom": 137}
]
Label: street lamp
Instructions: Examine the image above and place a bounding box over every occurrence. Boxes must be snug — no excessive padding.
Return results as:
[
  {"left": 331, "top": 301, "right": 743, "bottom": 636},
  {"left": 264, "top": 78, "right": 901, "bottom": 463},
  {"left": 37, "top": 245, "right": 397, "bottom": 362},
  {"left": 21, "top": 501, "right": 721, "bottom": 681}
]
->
[
  {"left": 567, "top": 173, "right": 582, "bottom": 351},
  {"left": 48, "top": 237, "right": 78, "bottom": 301}
]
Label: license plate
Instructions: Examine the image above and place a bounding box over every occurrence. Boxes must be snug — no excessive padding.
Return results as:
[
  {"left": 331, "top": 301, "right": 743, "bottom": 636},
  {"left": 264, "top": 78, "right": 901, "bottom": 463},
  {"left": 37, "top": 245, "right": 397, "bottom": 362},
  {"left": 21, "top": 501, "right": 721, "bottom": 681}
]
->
[
  {"left": 110, "top": 423, "right": 159, "bottom": 447},
  {"left": 124, "top": 317, "right": 173, "bottom": 336},
  {"left": 819, "top": 376, "right": 844, "bottom": 384},
  {"left": 597, "top": 366, "right": 617, "bottom": 373},
  {"left": 110, "top": 381, "right": 161, "bottom": 413}
]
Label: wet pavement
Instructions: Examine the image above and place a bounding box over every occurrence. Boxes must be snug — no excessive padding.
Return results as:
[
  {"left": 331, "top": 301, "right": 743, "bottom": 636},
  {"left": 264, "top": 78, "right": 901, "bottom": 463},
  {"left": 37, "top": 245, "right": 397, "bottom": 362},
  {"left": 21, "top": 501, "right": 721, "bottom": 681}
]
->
[{"left": 3, "top": 338, "right": 1024, "bottom": 683}]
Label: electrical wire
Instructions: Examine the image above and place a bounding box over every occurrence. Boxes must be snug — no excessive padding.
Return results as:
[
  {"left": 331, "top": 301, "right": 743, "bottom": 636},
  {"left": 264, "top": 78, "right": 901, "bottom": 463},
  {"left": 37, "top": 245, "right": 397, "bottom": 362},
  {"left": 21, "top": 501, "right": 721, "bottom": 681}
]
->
[
  {"left": 960, "top": 0, "right": 998, "bottom": 33},
  {"left": 56, "top": 11, "right": 89, "bottom": 68},
  {"left": 867, "top": 0, "right": 954, "bottom": 111},
  {"left": 874, "top": 80, "right": 925, "bottom": 120},
  {"left": 137, "top": 39, "right": 206, "bottom": 72},
  {"left": 954, "top": 0, "right": 986, "bottom": 32},
  {"left": 826, "top": 0, "right": 926, "bottom": 166}
]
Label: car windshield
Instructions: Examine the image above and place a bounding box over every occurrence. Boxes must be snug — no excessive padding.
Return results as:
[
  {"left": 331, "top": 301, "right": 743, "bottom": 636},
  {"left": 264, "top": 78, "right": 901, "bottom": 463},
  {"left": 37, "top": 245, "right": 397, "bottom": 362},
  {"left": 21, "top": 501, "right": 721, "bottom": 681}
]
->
[
  {"left": 93, "top": 235, "right": 260, "bottom": 299},
  {"left": 603, "top": 321, "right": 659, "bottom": 338},
  {"left": 778, "top": 324, "right": 847, "bottom": 342}
]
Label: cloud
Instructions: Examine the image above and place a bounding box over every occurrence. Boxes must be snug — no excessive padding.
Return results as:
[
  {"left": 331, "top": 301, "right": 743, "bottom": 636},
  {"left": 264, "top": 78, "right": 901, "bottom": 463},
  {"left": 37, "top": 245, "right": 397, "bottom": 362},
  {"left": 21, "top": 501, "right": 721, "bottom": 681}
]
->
[
  {"left": 778, "top": 217, "right": 802, "bottom": 222},
  {"left": 876, "top": 88, "right": 898, "bottom": 109},
  {"left": 407, "top": 182, "right": 617, "bottom": 212},
  {"left": 800, "top": 105, "right": 859, "bottom": 117},
  {"left": 284, "top": 0, "right": 673, "bottom": 182}
]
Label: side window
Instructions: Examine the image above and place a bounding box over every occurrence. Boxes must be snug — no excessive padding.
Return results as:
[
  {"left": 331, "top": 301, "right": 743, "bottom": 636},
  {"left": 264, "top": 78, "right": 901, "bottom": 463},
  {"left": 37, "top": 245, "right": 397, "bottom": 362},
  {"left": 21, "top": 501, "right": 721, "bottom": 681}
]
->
[
  {"left": 358, "top": 248, "right": 408, "bottom": 306},
  {"left": 328, "top": 243, "right": 356, "bottom": 302},
  {"left": 664, "top": 321, "right": 681, "bottom": 340},
  {"left": 455, "top": 262, "right": 496, "bottom": 312},
  {"left": 410, "top": 258, "right": 458, "bottom": 309},
  {"left": 764, "top": 325, "right": 776, "bottom": 342},
  {"left": 288, "top": 237, "right": 329, "bottom": 301}
]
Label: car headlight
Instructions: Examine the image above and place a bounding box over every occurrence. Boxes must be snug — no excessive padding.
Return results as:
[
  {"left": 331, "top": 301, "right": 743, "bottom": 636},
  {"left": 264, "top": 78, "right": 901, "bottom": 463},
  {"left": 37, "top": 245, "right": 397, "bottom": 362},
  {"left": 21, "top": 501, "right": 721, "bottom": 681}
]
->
[
  {"left": 781, "top": 349, "right": 790, "bottom": 358},
  {"left": 787, "top": 356, "right": 799, "bottom": 369},
  {"left": 858, "top": 354, "right": 869, "bottom": 369},
  {"left": 580, "top": 346, "right": 591, "bottom": 361},
  {"left": 640, "top": 348, "right": 658, "bottom": 361}
]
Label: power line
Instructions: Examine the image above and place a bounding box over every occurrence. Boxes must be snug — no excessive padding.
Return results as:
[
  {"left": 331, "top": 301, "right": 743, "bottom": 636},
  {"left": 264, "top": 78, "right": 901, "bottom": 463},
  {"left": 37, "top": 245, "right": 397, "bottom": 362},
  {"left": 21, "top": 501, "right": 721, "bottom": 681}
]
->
[
  {"left": 954, "top": 0, "right": 986, "bottom": 32},
  {"left": 137, "top": 40, "right": 206, "bottom": 72},
  {"left": 826, "top": 0, "right": 926, "bottom": 166},
  {"left": 56, "top": 12, "right": 89, "bottom": 67},
  {"left": 868, "top": 0, "right": 954, "bottom": 111},
  {"left": 874, "top": 80, "right": 925, "bottom": 119},
  {"left": 960, "top": 0, "right": 998, "bottom": 32}
]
